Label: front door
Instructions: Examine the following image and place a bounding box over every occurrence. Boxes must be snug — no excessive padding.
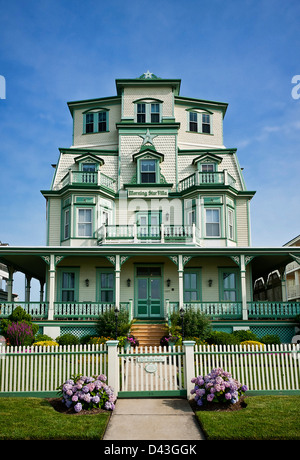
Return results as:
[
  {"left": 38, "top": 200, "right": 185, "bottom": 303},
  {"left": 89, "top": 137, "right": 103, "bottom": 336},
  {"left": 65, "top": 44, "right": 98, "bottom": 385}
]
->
[{"left": 136, "top": 267, "right": 162, "bottom": 318}]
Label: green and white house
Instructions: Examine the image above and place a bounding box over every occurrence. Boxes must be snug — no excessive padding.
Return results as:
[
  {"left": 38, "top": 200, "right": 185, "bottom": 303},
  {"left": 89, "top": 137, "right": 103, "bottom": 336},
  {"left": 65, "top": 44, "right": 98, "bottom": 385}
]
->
[{"left": 1, "top": 72, "right": 300, "bottom": 344}]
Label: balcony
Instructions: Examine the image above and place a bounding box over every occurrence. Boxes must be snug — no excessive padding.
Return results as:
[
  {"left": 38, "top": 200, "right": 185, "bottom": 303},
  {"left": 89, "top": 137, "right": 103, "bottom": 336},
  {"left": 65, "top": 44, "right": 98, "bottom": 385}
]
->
[
  {"left": 58, "top": 170, "right": 116, "bottom": 193},
  {"left": 98, "top": 224, "right": 200, "bottom": 245},
  {"left": 178, "top": 170, "right": 236, "bottom": 193}
]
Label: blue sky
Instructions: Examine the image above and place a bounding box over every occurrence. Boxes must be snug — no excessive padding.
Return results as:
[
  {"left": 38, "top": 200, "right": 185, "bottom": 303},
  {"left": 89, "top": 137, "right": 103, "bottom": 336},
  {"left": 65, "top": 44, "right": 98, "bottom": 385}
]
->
[{"left": 1, "top": 0, "right": 300, "bottom": 298}]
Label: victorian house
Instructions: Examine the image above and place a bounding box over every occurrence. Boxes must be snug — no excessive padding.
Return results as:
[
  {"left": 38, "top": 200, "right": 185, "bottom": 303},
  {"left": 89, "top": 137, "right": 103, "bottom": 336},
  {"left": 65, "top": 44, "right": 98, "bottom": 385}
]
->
[{"left": 1, "top": 72, "right": 299, "bottom": 344}]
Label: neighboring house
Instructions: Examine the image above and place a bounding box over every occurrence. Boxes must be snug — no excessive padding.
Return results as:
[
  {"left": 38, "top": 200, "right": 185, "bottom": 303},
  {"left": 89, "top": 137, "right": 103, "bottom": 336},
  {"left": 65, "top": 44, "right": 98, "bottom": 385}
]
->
[
  {"left": 0, "top": 72, "right": 299, "bottom": 343},
  {"left": 0, "top": 263, "right": 8, "bottom": 301},
  {"left": 284, "top": 235, "right": 300, "bottom": 302}
]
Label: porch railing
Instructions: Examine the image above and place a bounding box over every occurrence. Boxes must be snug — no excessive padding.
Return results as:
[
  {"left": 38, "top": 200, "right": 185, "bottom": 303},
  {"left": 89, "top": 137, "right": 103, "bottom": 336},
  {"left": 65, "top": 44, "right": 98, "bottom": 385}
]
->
[
  {"left": 168, "top": 301, "right": 300, "bottom": 320},
  {"left": 53, "top": 301, "right": 130, "bottom": 320},
  {"left": 0, "top": 302, "right": 131, "bottom": 321},
  {"left": 0, "top": 302, "right": 49, "bottom": 319},
  {"left": 247, "top": 301, "right": 300, "bottom": 319},
  {"left": 168, "top": 301, "right": 243, "bottom": 319}
]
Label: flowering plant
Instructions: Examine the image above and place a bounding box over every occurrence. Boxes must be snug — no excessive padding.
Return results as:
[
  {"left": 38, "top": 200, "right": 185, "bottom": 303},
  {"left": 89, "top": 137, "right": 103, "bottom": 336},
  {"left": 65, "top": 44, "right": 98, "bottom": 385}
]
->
[
  {"left": 6, "top": 321, "right": 35, "bottom": 346},
  {"left": 58, "top": 374, "right": 116, "bottom": 413},
  {"left": 191, "top": 367, "right": 248, "bottom": 406},
  {"left": 160, "top": 335, "right": 181, "bottom": 347},
  {"left": 124, "top": 334, "right": 139, "bottom": 347}
]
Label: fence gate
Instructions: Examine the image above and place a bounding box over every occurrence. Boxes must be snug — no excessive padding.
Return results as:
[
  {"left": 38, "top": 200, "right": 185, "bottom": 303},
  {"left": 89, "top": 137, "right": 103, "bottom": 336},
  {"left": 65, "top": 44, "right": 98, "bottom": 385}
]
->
[{"left": 118, "top": 345, "right": 187, "bottom": 398}]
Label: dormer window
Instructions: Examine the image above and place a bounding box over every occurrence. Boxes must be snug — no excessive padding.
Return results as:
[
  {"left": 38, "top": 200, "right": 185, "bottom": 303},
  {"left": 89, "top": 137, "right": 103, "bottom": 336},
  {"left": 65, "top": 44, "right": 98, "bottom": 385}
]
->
[
  {"left": 132, "top": 147, "right": 164, "bottom": 185},
  {"left": 82, "top": 163, "right": 97, "bottom": 172},
  {"left": 140, "top": 159, "right": 157, "bottom": 183},
  {"left": 83, "top": 108, "right": 109, "bottom": 134},
  {"left": 188, "top": 109, "right": 212, "bottom": 134},
  {"left": 135, "top": 100, "right": 162, "bottom": 123}
]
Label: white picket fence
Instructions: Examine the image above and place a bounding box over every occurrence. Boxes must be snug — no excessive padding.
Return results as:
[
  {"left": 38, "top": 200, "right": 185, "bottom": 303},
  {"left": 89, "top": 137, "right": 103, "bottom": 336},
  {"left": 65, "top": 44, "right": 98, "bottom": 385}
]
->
[
  {"left": 0, "top": 342, "right": 299, "bottom": 396},
  {"left": 194, "top": 343, "right": 300, "bottom": 393},
  {"left": 0, "top": 344, "right": 107, "bottom": 395}
]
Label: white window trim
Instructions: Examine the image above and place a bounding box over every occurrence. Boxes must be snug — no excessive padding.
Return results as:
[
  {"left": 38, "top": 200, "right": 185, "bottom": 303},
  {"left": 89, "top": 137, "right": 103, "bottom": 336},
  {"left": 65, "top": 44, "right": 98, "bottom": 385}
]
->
[
  {"left": 228, "top": 208, "right": 234, "bottom": 240},
  {"left": 135, "top": 101, "right": 162, "bottom": 123},
  {"left": 205, "top": 207, "right": 221, "bottom": 238},
  {"left": 187, "top": 110, "right": 213, "bottom": 134},
  {"left": 76, "top": 207, "right": 93, "bottom": 238}
]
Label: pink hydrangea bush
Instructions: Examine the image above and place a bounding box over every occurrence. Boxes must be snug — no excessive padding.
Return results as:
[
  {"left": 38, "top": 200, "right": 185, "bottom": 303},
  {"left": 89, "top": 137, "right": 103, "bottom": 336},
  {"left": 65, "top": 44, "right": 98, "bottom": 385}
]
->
[
  {"left": 58, "top": 374, "right": 116, "bottom": 412},
  {"left": 191, "top": 367, "right": 248, "bottom": 407}
]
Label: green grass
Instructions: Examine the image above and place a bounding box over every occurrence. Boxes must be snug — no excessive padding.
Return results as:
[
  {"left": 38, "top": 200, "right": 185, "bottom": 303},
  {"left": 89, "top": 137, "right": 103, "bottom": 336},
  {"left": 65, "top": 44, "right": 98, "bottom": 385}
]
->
[
  {"left": 195, "top": 395, "right": 300, "bottom": 440},
  {"left": 0, "top": 398, "right": 111, "bottom": 440}
]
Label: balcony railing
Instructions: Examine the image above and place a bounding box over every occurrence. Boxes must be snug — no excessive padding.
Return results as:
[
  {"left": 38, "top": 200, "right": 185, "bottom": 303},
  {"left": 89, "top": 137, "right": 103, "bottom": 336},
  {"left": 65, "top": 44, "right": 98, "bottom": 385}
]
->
[
  {"left": 178, "top": 170, "right": 236, "bottom": 193},
  {"left": 58, "top": 170, "right": 116, "bottom": 193},
  {"left": 98, "top": 224, "right": 200, "bottom": 245}
]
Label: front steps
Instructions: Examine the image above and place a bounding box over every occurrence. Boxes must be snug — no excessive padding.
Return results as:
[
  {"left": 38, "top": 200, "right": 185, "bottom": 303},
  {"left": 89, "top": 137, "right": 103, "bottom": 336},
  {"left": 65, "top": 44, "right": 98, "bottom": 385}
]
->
[{"left": 130, "top": 321, "right": 168, "bottom": 347}]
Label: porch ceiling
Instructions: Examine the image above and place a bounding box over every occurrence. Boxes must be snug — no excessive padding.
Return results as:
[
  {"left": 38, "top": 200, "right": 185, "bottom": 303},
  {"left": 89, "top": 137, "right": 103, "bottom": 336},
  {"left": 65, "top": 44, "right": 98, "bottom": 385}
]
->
[
  {"left": 0, "top": 245, "right": 299, "bottom": 284},
  {"left": 0, "top": 254, "right": 47, "bottom": 283},
  {"left": 250, "top": 253, "right": 295, "bottom": 281}
]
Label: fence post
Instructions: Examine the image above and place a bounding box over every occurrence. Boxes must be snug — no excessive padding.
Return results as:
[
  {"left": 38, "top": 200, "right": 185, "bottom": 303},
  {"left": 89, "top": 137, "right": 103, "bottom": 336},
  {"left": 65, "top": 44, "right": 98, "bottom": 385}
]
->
[
  {"left": 183, "top": 340, "right": 196, "bottom": 399},
  {"left": 106, "top": 340, "right": 119, "bottom": 396}
]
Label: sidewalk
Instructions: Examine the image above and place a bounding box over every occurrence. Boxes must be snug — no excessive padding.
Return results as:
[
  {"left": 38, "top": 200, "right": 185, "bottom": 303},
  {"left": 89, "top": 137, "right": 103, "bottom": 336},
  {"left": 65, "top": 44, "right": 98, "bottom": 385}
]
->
[{"left": 103, "top": 398, "right": 206, "bottom": 440}]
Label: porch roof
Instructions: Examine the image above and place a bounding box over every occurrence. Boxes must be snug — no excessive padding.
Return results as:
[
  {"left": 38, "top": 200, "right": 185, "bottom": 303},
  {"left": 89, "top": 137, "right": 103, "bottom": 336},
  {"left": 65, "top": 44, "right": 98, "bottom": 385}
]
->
[{"left": 0, "top": 245, "right": 299, "bottom": 283}]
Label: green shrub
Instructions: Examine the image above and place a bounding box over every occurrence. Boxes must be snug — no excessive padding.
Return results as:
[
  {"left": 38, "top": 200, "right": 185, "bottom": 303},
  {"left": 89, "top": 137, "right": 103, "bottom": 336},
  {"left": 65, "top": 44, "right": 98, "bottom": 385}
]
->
[
  {"left": 260, "top": 334, "right": 281, "bottom": 345},
  {"left": 96, "top": 309, "right": 130, "bottom": 337},
  {"left": 232, "top": 329, "right": 259, "bottom": 343},
  {"left": 56, "top": 333, "right": 80, "bottom": 346},
  {"left": 171, "top": 310, "right": 212, "bottom": 340},
  {"left": 34, "top": 333, "right": 53, "bottom": 342},
  {"left": 206, "top": 331, "right": 239, "bottom": 345}
]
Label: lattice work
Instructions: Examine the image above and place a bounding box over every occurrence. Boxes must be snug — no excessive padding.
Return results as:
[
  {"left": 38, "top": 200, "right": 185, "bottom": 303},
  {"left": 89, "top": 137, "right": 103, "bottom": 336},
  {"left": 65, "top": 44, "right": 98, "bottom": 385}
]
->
[
  {"left": 212, "top": 326, "right": 233, "bottom": 334},
  {"left": 212, "top": 325, "right": 295, "bottom": 343},
  {"left": 60, "top": 327, "right": 98, "bottom": 340},
  {"left": 250, "top": 326, "right": 295, "bottom": 344}
]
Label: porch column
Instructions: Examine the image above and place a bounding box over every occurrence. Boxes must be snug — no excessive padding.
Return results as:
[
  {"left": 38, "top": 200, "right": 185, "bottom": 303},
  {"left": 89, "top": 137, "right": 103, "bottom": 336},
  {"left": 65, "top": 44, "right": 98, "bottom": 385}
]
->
[
  {"left": 48, "top": 255, "right": 56, "bottom": 320},
  {"left": 115, "top": 255, "right": 120, "bottom": 310},
  {"left": 39, "top": 281, "right": 45, "bottom": 303},
  {"left": 178, "top": 254, "right": 184, "bottom": 310},
  {"left": 279, "top": 267, "right": 287, "bottom": 301},
  {"left": 25, "top": 275, "right": 31, "bottom": 303},
  {"left": 240, "top": 255, "right": 248, "bottom": 320},
  {"left": 6, "top": 266, "right": 14, "bottom": 302}
]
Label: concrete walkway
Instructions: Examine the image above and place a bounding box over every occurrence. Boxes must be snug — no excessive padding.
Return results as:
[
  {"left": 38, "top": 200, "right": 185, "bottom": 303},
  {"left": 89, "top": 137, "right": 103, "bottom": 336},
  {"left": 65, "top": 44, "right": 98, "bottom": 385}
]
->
[{"left": 103, "top": 398, "right": 206, "bottom": 440}]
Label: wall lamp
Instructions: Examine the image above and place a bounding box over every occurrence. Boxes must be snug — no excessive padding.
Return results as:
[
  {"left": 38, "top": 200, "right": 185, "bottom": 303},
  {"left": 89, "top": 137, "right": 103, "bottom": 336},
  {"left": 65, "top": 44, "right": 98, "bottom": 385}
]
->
[
  {"left": 85, "top": 279, "right": 89, "bottom": 287},
  {"left": 208, "top": 279, "right": 213, "bottom": 287},
  {"left": 166, "top": 279, "right": 171, "bottom": 287},
  {"left": 127, "top": 279, "right": 131, "bottom": 287}
]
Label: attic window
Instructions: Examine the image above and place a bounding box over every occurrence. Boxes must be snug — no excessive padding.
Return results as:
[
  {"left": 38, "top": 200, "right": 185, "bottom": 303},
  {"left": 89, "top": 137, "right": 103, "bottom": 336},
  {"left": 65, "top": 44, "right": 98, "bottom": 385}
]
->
[
  {"left": 140, "top": 159, "right": 157, "bottom": 183},
  {"left": 188, "top": 110, "right": 212, "bottom": 134},
  {"left": 83, "top": 109, "right": 109, "bottom": 134},
  {"left": 136, "top": 101, "right": 161, "bottom": 123}
]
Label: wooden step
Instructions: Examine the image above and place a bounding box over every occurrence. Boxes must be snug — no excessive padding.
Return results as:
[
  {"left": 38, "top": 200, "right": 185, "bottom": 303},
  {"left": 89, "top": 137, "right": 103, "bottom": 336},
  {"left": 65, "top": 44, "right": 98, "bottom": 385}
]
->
[{"left": 130, "top": 322, "right": 168, "bottom": 347}]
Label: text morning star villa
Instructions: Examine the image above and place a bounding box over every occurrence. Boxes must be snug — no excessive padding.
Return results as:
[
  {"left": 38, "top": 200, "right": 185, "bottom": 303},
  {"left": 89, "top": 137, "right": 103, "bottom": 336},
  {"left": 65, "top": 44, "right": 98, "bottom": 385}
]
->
[{"left": 1, "top": 72, "right": 300, "bottom": 344}]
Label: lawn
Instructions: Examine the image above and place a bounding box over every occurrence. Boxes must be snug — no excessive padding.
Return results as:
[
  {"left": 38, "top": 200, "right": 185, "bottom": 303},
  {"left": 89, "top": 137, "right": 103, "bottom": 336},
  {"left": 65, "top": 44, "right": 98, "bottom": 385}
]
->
[
  {"left": 0, "top": 397, "right": 111, "bottom": 440},
  {"left": 195, "top": 395, "right": 300, "bottom": 440}
]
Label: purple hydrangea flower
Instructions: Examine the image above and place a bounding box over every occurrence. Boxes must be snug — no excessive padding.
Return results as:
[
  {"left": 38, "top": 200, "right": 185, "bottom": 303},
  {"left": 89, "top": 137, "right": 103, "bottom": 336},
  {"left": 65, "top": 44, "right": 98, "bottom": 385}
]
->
[{"left": 74, "top": 402, "right": 82, "bottom": 412}]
